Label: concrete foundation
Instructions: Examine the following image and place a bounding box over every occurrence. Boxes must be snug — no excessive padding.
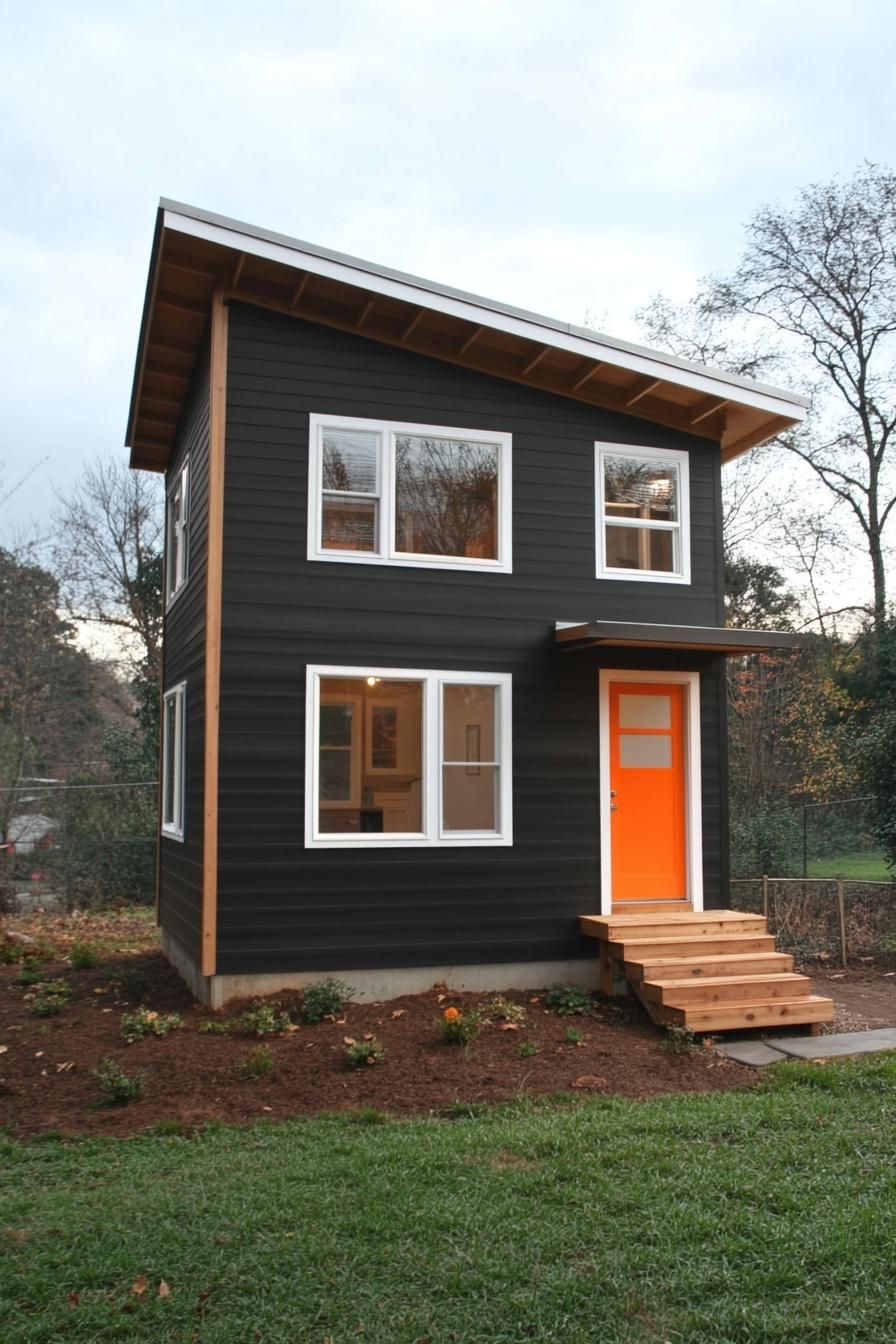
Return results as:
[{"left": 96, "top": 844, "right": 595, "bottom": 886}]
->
[{"left": 161, "top": 929, "right": 598, "bottom": 1010}]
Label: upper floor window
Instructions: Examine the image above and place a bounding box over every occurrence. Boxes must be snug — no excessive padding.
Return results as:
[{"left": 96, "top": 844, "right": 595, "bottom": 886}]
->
[
  {"left": 595, "top": 444, "right": 690, "bottom": 584},
  {"left": 307, "top": 415, "right": 512, "bottom": 573},
  {"left": 165, "top": 461, "right": 190, "bottom": 604}
]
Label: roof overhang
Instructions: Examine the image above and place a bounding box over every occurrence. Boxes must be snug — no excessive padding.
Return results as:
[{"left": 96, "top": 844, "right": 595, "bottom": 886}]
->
[
  {"left": 127, "top": 200, "right": 810, "bottom": 472},
  {"left": 555, "top": 620, "right": 803, "bottom": 655}
]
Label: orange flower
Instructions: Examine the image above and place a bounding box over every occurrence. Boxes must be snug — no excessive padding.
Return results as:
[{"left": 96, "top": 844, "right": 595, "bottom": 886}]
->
[{"left": 443, "top": 1006, "right": 460, "bottom": 1022}]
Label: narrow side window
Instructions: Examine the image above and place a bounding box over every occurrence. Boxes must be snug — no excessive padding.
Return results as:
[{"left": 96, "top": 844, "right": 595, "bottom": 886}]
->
[
  {"left": 161, "top": 683, "right": 186, "bottom": 840},
  {"left": 165, "top": 462, "right": 190, "bottom": 603}
]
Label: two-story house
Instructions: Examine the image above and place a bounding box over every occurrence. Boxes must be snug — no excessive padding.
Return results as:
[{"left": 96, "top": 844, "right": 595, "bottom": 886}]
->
[{"left": 126, "top": 201, "right": 833, "bottom": 1032}]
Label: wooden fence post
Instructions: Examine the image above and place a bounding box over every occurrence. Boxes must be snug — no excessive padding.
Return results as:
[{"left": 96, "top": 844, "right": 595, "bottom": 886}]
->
[
  {"left": 836, "top": 878, "right": 848, "bottom": 968},
  {"left": 761, "top": 874, "right": 769, "bottom": 919}
]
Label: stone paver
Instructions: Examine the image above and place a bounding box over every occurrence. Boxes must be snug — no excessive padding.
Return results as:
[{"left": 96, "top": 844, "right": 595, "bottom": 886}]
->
[
  {"left": 717, "top": 1040, "right": 788, "bottom": 1067},
  {"left": 771, "top": 1027, "right": 896, "bottom": 1060},
  {"left": 718, "top": 1026, "right": 896, "bottom": 1066}
]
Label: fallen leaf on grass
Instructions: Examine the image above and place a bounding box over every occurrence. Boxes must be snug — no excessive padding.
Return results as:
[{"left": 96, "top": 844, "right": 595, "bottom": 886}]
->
[
  {"left": 132, "top": 1274, "right": 149, "bottom": 1296},
  {"left": 67, "top": 1291, "right": 80, "bottom": 1308},
  {"left": 158, "top": 1281, "right": 171, "bottom": 1298}
]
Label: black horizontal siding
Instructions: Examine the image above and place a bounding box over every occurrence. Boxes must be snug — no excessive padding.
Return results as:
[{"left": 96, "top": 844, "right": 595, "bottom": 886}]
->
[
  {"left": 216, "top": 303, "right": 728, "bottom": 975},
  {"left": 159, "top": 352, "right": 210, "bottom": 963}
]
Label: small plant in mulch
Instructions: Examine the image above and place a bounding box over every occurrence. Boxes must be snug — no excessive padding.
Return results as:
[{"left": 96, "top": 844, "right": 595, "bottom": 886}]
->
[
  {"left": 439, "top": 1005, "right": 481, "bottom": 1046},
  {"left": 27, "top": 980, "right": 71, "bottom": 1016},
  {"left": 93, "top": 1057, "right": 146, "bottom": 1106},
  {"left": 564, "top": 1026, "right": 585, "bottom": 1045},
  {"left": 198, "top": 1019, "right": 232, "bottom": 1035},
  {"left": 344, "top": 1036, "right": 385, "bottom": 1068},
  {"left": 301, "top": 978, "right": 352, "bottom": 1024},
  {"left": 15, "top": 956, "right": 49, "bottom": 987},
  {"left": 660, "top": 1024, "right": 698, "bottom": 1055},
  {"left": 232, "top": 1000, "right": 295, "bottom": 1036},
  {"left": 120, "top": 1008, "right": 185, "bottom": 1043},
  {"left": 0, "top": 936, "right": 45, "bottom": 966},
  {"left": 68, "top": 942, "right": 99, "bottom": 971},
  {"left": 544, "top": 984, "right": 593, "bottom": 1017},
  {"left": 480, "top": 995, "right": 527, "bottom": 1027},
  {"left": 238, "top": 1045, "right": 275, "bottom": 1081},
  {"left": 517, "top": 1041, "right": 538, "bottom": 1058}
]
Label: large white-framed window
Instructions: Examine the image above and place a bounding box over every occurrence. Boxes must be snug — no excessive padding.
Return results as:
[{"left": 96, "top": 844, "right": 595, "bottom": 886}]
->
[
  {"left": 165, "top": 460, "right": 190, "bottom": 605},
  {"left": 595, "top": 443, "right": 690, "bottom": 584},
  {"left": 307, "top": 414, "right": 512, "bottom": 573},
  {"left": 305, "top": 665, "right": 512, "bottom": 848},
  {"left": 161, "top": 682, "right": 186, "bottom": 840}
]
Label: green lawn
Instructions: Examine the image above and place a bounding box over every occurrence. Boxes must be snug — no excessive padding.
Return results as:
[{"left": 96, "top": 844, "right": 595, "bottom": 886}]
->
[
  {"left": 3, "top": 1058, "right": 896, "bottom": 1343},
  {"left": 806, "top": 850, "right": 893, "bottom": 881}
]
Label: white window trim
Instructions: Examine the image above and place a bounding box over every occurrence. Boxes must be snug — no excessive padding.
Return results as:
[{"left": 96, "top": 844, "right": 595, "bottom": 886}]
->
[
  {"left": 595, "top": 443, "right": 690, "bottom": 585},
  {"left": 305, "top": 665, "right": 513, "bottom": 848},
  {"left": 597, "top": 669, "right": 703, "bottom": 916},
  {"left": 165, "top": 460, "right": 190, "bottom": 607},
  {"left": 161, "top": 681, "right": 186, "bottom": 841},
  {"left": 307, "top": 414, "right": 512, "bottom": 573}
]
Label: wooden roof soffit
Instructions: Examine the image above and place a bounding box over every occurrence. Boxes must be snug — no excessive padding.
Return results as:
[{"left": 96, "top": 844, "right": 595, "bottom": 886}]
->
[
  {"left": 127, "top": 206, "right": 809, "bottom": 471},
  {"left": 555, "top": 620, "right": 804, "bottom": 656}
]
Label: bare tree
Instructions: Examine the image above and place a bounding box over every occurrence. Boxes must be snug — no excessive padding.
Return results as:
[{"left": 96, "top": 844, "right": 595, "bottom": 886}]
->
[
  {"left": 705, "top": 163, "right": 896, "bottom": 633},
  {"left": 52, "top": 457, "right": 164, "bottom": 687}
]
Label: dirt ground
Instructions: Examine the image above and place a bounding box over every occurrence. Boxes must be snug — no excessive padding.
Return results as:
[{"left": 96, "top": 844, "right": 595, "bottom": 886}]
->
[{"left": 1, "top": 911, "right": 893, "bottom": 1141}]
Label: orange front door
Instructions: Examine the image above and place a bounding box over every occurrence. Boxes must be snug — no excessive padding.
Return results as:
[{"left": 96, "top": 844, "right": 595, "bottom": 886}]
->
[{"left": 609, "top": 681, "right": 687, "bottom": 902}]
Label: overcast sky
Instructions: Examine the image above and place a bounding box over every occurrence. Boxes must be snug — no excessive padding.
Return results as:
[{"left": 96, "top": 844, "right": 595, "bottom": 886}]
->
[{"left": 2, "top": 0, "right": 894, "bottom": 543}]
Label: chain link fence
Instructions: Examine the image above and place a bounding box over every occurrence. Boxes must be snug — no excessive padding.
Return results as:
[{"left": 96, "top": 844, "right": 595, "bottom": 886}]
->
[
  {"left": 1, "top": 780, "right": 156, "bottom": 913},
  {"left": 730, "top": 876, "right": 896, "bottom": 966}
]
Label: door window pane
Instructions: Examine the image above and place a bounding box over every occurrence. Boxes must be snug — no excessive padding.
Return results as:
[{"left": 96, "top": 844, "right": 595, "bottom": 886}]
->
[
  {"left": 395, "top": 435, "right": 499, "bottom": 559},
  {"left": 619, "top": 735, "right": 672, "bottom": 768},
  {"left": 442, "top": 766, "right": 498, "bottom": 831},
  {"left": 619, "top": 694, "right": 671, "bottom": 730}
]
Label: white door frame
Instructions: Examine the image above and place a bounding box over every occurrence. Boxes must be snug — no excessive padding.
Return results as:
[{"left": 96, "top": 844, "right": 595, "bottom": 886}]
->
[{"left": 598, "top": 669, "right": 703, "bottom": 916}]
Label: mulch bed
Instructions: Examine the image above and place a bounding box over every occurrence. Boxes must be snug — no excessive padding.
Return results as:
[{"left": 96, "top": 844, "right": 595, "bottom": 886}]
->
[{"left": 0, "top": 946, "right": 757, "bottom": 1139}]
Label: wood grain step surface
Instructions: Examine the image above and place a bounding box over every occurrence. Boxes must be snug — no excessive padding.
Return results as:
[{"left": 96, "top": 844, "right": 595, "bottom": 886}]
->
[
  {"left": 664, "top": 995, "right": 835, "bottom": 1032},
  {"left": 625, "top": 952, "right": 794, "bottom": 982},
  {"left": 616, "top": 934, "right": 777, "bottom": 960},
  {"left": 642, "top": 973, "right": 812, "bottom": 1008}
]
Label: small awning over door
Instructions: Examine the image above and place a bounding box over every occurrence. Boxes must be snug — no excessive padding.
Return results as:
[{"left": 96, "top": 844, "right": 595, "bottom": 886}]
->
[{"left": 555, "top": 620, "right": 803, "bottom": 655}]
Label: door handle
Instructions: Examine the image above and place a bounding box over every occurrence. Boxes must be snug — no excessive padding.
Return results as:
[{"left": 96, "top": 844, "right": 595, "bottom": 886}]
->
[{"left": 610, "top": 803, "right": 618, "bottom": 811}]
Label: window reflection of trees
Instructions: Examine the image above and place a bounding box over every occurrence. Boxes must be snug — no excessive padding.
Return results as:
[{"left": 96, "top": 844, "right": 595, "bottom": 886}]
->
[
  {"left": 395, "top": 436, "right": 498, "bottom": 558},
  {"left": 604, "top": 457, "right": 676, "bottom": 521}
]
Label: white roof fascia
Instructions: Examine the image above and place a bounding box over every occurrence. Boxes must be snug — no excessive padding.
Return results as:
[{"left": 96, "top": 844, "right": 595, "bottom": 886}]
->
[{"left": 163, "top": 208, "right": 808, "bottom": 425}]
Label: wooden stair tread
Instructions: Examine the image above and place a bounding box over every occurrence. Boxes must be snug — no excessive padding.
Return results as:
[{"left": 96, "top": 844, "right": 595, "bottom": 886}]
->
[
  {"left": 616, "top": 934, "right": 777, "bottom": 959},
  {"left": 625, "top": 952, "right": 794, "bottom": 982},
  {"left": 644, "top": 973, "right": 812, "bottom": 1008},
  {"left": 664, "top": 995, "right": 835, "bottom": 1032},
  {"left": 580, "top": 911, "right": 766, "bottom": 941}
]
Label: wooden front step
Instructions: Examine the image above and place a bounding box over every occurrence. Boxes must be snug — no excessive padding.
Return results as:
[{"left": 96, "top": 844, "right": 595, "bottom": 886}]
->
[
  {"left": 625, "top": 951, "right": 795, "bottom": 983},
  {"left": 616, "top": 933, "right": 777, "bottom": 961},
  {"left": 640, "top": 973, "right": 812, "bottom": 1008},
  {"left": 580, "top": 906, "right": 835, "bottom": 1034},
  {"left": 580, "top": 912, "right": 767, "bottom": 942},
  {"left": 663, "top": 995, "right": 835, "bottom": 1032}
]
